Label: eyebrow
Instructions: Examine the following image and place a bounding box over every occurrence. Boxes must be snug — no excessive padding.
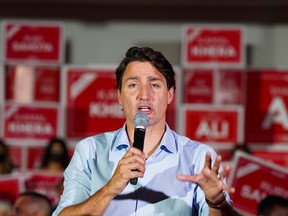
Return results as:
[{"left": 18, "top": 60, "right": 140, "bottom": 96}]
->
[{"left": 125, "top": 75, "right": 164, "bottom": 82}]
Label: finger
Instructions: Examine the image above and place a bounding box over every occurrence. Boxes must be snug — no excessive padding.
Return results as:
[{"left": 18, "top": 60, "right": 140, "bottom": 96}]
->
[
  {"left": 114, "top": 158, "right": 146, "bottom": 181},
  {"left": 127, "top": 160, "right": 146, "bottom": 173},
  {"left": 218, "top": 164, "right": 232, "bottom": 180},
  {"left": 119, "top": 154, "right": 146, "bottom": 170},
  {"left": 176, "top": 174, "right": 197, "bottom": 183},
  {"left": 212, "top": 155, "right": 222, "bottom": 173},
  {"left": 203, "top": 152, "right": 212, "bottom": 169},
  {"left": 223, "top": 185, "right": 235, "bottom": 194},
  {"left": 124, "top": 147, "right": 145, "bottom": 159}
]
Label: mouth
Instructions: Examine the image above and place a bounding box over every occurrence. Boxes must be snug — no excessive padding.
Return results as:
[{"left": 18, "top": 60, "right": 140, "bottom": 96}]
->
[{"left": 137, "top": 105, "right": 151, "bottom": 113}]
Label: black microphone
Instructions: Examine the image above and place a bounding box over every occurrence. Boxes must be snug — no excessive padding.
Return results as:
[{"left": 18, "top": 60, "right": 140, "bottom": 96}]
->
[{"left": 130, "top": 112, "right": 149, "bottom": 185}]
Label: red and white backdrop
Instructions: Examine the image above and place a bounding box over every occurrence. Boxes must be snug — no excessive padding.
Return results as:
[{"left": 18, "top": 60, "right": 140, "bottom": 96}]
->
[
  {"left": 181, "top": 24, "right": 288, "bottom": 214},
  {"left": 0, "top": 21, "right": 65, "bottom": 205},
  {"left": 0, "top": 21, "right": 288, "bottom": 211}
]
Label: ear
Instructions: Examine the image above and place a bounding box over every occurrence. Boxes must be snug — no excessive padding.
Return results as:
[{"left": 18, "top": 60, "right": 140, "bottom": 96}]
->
[
  {"left": 167, "top": 88, "right": 174, "bottom": 105},
  {"left": 117, "top": 89, "right": 123, "bottom": 106}
]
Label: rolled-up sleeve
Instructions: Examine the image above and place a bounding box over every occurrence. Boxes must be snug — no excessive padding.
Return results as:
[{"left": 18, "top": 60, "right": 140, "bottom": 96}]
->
[{"left": 52, "top": 141, "right": 92, "bottom": 216}]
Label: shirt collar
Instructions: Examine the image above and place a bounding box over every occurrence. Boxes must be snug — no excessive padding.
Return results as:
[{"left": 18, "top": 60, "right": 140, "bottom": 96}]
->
[
  {"left": 159, "top": 124, "right": 178, "bottom": 154},
  {"left": 109, "top": 123, "right": 178, "bottom": 162},
  {"left": 111, "top": 124, "right": 130, "bottom": 152}
]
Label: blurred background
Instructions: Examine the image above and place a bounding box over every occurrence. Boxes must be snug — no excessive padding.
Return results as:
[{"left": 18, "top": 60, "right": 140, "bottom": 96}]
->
[{"left": 0, "top": 0, "right": 288, "bottom": 215}]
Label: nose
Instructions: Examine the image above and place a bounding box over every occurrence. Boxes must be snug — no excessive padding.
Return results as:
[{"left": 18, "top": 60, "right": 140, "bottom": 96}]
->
[{"left": 137, "top": 84, "right": 151, "bottom": 100}]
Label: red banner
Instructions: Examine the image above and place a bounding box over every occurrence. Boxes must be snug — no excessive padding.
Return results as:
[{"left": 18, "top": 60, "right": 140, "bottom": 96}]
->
[
  {"left": 180, "top": 105, "right": 243, "bottom": 144},
  {"left": 0, "top": 171, "right": 64, "bottom": 207},
  {"left": 3, "top": 22, "right": 63, "bottom": 63},
  {"left": 214, "top": 69, "right": 245, "bottom": 105},
  {"left": 65, "top": 67, "right": 125, "bottom": 138},
  {"left": 3, "top": 104, "right": 59, "bottom": 140},
  {"left": 24, "top": 172, "right": 64, "bottom": 207},
  {"left": 0, "top": 176, "right": 21, "bottom": 204},
  {"left": 183, "top": 69, "right": 213, "bottom": 103},
  {"left": 9, "top": 145, "right": 23, "bottom": 168},
  {"left": 229, "top": 152, "right": 288, "bottom": 215},
  {"left": 245, "top": 70, "right": 288, "bottom": 144},
  {"left": 5, "top": 64, "right": 60, "bottom": 102},
  {"left": 253, "top": 149, "right": 288, "bottom": 167},
  {"left": 183, "top": 25, "right": 245, "bottom": 68}
]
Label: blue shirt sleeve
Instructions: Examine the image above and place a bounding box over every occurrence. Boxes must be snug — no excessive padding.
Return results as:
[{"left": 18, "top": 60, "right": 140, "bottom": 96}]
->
[{"left": 52, "top": 139, "right": 93, "bottom": 216}]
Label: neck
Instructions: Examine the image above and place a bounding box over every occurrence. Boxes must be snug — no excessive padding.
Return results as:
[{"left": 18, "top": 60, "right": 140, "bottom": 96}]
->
[
  {"left": 127, "top": 123, "right": 166, "bottom": 158},
  {"left": 144, "top": 127, "right": 165, "bottom": 158}
]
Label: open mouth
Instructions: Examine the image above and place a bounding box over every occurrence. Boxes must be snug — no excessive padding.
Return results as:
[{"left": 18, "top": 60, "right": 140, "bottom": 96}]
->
[{"left": 138, "top": 106, "right": 151, "bottom": 112}]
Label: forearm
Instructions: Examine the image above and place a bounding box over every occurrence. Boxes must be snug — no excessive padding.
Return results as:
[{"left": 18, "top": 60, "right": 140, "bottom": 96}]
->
[{"left": 59, "top": 185, "right": 114, "bottom": 216}]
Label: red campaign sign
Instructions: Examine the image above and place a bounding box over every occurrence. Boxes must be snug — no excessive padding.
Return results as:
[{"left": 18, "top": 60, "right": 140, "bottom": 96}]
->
[
  {"left": 34, "top": 66, "right": 60, "bottom": 101},
  {"left": 245, "top": 70, "right": 288, "bottom": 144},
  {"left": 183, "top": 25, "right": 245, "bottom": 68},
  {"left": 3, "top": 104, "right": 59, "bottom": 140},
  {"left": 183, "top": 69, "right": 213, "bottom": 104},
  {"left": 252, "top": 149, "right": 288, "bottom": 167},
  {"left": 165, "top": 69, "right": 179, "bottom": 131},
  {"left": 229, "top": 152, "right": 288, "bottom": 215},
  {"left": 214, "top": 69, "right": 245, "bottom": 105},
  {"left": 24, "top": 172, "right": 64, "bottom": 207},
  {"left": 27, "top": 146, "right": 45, "bottom": 169},
  {"left": 65, "top": 67, "right": 126, "bottom": 138},
  {"left": 5, "top": 64, "right": 60, "bottom": 102},
  {"left": 0, "top": 176, "right": 21, "bottom": 204},
  {"left": 215, "top": 147, "right": 234, "bottom": 162},
  {"left": 180, "top": 105, "right": 243, "bottom": 144},
  {"left": 166, "top": 90, "right": 176, "bottom": 131},
  {"left": 9, "top": 145, "right": 23, "bottom": 169},
  {"left": 3, "top": 22, "right": 63, "bottom": 63}
]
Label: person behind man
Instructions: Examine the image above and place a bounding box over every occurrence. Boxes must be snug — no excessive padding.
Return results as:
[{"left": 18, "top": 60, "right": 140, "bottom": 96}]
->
[
  {"left": 53, "top": 46, "right": 240, "bottom": 215},
  {"left": 0, "top": 139, "right": 15, "bottom": 174},
  {"left": 11, "top": 191, "right": 52, "bottom": 216},
  {"left": 40, "top": 137, "right": 69, "bottom": 172},
  {"left": 258, "top": 195, "right": 288, "bottom": 216}
]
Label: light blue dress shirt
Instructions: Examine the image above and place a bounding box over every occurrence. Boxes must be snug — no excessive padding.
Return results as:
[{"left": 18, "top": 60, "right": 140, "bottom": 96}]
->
[{"left": 53, "top": 124, "right": 231, "bottom": 216}]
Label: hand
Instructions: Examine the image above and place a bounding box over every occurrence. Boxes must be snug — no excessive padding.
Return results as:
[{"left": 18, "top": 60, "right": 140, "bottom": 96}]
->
[
  {"left": 105, "top": 147, "right": 146, "bottom": 196},
  {"left": 176, "top": 152, "right": 235, "bottom": 202}
]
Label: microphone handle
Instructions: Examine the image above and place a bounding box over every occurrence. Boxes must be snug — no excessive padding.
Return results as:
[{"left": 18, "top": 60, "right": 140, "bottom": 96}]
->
[{"left": 130, "top": 127, "right": 146, "bottom": 185}]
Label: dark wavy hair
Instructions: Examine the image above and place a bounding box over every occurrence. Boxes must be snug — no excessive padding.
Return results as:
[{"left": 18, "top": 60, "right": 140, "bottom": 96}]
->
[
  {"left": 115, "top": 47, "right": 176, "bottom": 92},
  {"left": 41, "top": 137, "right": 69, "bottom": 169}
]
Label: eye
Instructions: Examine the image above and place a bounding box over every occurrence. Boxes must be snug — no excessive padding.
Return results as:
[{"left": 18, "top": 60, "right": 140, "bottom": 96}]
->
[
  {"left": 151, "top": 83, "right": 160, "bottom": 88},
  {"left": 128, "top": 83, "right": 137, "bottom": 88}
]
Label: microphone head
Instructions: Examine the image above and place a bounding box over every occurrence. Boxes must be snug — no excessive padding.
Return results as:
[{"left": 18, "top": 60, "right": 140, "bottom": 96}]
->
[{"left": 134, "top": 112, "right": 149, "bottom": 129}]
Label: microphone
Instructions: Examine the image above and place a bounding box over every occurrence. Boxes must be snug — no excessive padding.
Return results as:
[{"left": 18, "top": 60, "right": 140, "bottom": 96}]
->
[{"left": 130, "top": 112, "right": 149, "bottom": 185}]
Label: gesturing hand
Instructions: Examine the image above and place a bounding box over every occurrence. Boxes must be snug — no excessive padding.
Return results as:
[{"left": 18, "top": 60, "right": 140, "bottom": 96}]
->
[{"left": 176, "top": 152, "right": 235, "bottom": 202}]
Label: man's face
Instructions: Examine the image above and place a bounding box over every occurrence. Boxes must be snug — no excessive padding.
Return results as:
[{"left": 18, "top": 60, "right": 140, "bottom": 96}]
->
[{"left": 118, "top": 61, "right": 174, "bottom": 128}]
